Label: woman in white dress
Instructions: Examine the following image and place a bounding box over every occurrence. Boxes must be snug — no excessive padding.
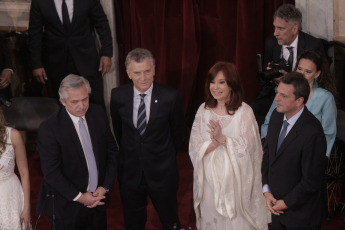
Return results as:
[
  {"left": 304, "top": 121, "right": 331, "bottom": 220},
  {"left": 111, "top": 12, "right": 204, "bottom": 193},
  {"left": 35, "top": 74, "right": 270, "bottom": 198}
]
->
[
  {"left": 189, "top": 62, "right": 268, "bottom": 230},
  {"left": 0, "top": 109, "right": 31, "bottom": 230}
]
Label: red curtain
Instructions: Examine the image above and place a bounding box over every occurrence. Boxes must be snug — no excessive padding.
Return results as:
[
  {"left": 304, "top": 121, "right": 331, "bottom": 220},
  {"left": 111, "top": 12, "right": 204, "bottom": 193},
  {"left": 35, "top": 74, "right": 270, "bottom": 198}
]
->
[{"left": 113, "top": 0, "right": 294, "bottom": 122}]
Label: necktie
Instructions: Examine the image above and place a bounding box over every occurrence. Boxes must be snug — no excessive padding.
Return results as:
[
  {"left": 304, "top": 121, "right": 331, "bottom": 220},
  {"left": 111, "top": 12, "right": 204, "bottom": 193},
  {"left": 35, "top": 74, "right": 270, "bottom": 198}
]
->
[
  {"left": 286, "top": 46, "right": 294, "bottom": 66},
  {"left": 137, "top": 94, "right": 147, "bottom": 135},
  {"left": 277, "top": 120, "right": 289, "bottom": 152},
  {"left": 62, "top": 0, "right": 71, "bottom": 31},
  {"left": 79, "top": 118, "right": 98, "bottom": 192}
]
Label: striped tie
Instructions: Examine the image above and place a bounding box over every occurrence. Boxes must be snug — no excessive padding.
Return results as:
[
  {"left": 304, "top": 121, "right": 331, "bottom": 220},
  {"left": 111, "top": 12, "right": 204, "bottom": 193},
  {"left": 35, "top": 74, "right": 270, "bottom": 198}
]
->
[
  {"left": 137, "top": 94, "right": 147, "bottom": 135},
  {"left": 287, "top": 46, "right": 294, "bottom": 66}
]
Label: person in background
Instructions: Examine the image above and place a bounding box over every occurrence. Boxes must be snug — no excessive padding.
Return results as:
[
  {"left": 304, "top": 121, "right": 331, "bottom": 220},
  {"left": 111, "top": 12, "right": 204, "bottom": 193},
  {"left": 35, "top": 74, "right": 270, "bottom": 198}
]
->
[
  {"left": 0, "top": 108, "right": 31, "bottom": 230},
  {"left": 28, "top": 0, "right": 113, "bottom": 106},
  {"left": 262, "top": 72, "right": 326, "bottom": 230},
  {"left": 110, "top": 48, "right": 184, "bottom": 230},
  {"left": 261, "top": 50, "right": 337, "bottom": 157},
  {"left": 0, "top": 33, "right": 13, "bottom": 99},
  {"left": 251, "top": 3, "right": 324, "bottom": 129},
  {"left": 189, "top": 62, "right": 268, "bottom": 230}
]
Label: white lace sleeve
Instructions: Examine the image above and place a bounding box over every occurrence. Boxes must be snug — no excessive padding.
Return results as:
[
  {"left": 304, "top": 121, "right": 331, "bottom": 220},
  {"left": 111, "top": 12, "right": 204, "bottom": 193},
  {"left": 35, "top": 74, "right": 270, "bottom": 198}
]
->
[{"left": 189, "top": 103, "right": 210, "bottom": 168}]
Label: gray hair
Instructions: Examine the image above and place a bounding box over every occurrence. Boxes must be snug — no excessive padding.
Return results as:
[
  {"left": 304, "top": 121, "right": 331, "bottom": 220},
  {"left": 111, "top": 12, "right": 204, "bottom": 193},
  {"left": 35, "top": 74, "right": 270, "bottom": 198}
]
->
[
  {"left": 59, "top": 74, "right": 91, "bottom": 100},
  {"left": 125, "top": 48, "right": 155, "bottom": 70},
  {"left": 274, "top": 4, "right": 302, "bottom": 29}
]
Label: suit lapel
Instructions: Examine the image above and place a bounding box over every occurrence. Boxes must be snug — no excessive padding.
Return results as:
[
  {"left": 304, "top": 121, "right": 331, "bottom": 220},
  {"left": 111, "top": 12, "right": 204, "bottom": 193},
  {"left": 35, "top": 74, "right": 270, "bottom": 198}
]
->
[
  {"left": 47, "top": 0, "right": 63, "bottom": 27},
  {"left": 127, "top": 86, "right": 136, "bottom": 130},
  {"left": 48, "top": 0, "right": 70, "bottom": 32},
  {"left": 268, "top": 111, "right": 283, "bottom": 158},
  {"left": 274, "top": 108, "right": 307, "bottom": 160},
  {"left": 72, "top": 0, "right": 81, "bottom": 25},
  {"left": 85, "top": 110, "right": 100, "bottom": 168},
  {"left": 60, "top": 108, "right": 88, "bottom": 168},
  {"left": 273, "top": 43, "right": 282, "bottom": 61},
  {"left": 144, "top": 83, "right": 159, "bottom": 137},
  {"left": 297, "top": 31, "right": 306, "bottom": 55}
]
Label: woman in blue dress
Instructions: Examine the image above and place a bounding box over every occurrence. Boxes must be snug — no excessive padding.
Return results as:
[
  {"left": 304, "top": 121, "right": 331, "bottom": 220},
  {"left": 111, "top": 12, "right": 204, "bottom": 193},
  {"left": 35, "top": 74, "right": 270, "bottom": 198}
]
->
[{"left": 261, "top": 50, "right": 337, "bottom": 157}]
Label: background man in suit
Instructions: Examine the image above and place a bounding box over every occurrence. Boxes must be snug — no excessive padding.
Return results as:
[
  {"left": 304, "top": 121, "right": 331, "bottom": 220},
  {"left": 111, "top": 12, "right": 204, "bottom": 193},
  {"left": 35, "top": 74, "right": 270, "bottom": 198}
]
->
[
  {"left": 261, "top": 72, "right": 326, "bottom": 230},
  {"left": 37, "top": 75, "right": 118, "bottom": 229},
  {"left": 110, "top": 48, "right": 184, "bottom": 229},
  {"left": 28, "top": 0, "right": 113, "bottom": 106},
  {"left": 252, "top": 3, "right": 324, "bottom": 129},
  {"left": 0, "top": 33, "right": 13, "bottom": 98}
]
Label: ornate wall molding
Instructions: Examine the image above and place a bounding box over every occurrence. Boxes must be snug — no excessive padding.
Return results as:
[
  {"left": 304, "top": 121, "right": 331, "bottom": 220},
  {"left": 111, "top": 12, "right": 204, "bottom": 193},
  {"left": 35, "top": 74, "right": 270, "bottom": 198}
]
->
[{"left": 0, "top": 1, "right": 31, "bottom": 31}]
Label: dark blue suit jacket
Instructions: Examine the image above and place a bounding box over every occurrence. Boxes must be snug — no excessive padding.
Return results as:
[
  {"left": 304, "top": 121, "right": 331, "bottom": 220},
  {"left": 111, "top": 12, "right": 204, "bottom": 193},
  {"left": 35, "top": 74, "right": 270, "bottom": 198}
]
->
[{"left": 110, "top": 82, "right": 184, "bottom": 190}]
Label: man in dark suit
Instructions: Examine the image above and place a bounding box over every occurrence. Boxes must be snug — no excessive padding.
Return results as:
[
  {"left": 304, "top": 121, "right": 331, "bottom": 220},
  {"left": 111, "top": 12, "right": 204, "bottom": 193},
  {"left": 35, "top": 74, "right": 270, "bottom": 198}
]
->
[
  {"left": 261, "top": 72, "right": 326, "bottom": 230},
  {"left": 0, "top": 33, "right": 13, "bottom": 98},
  {"left": 28, "top": 0, "right": 113, "bottom": 106},
  {"left": 251, "top": 3, "right": 324, "bottom": 130},
  {"left": 110, "top": 48, "right": 184, "bottom": 229},
  {"left": 37, "top": 75, "right": 118, "bottom": 229}
]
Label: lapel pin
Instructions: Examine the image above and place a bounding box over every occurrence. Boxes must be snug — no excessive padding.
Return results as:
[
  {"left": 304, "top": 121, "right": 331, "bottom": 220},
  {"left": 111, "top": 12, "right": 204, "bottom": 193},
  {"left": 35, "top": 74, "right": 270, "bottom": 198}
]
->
[{"left": 155, "top": 100, "right": 158, "bottom": 103}]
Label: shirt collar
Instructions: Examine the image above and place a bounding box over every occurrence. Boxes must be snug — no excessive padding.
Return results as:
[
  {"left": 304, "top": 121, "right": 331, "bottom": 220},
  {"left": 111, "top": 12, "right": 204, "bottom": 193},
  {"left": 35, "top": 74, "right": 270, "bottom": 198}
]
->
[
  {"left": 284, "top": 106, "right": 304, "bottom": 126},
  {"left": 65, "top": 107, "right": 85, "bottom": 125},
  {"left": 133, "top": 83, "right": 153, "bottom": 97},
  {"left": 283, "top": 35, "right": 298, "bottom": 49}
]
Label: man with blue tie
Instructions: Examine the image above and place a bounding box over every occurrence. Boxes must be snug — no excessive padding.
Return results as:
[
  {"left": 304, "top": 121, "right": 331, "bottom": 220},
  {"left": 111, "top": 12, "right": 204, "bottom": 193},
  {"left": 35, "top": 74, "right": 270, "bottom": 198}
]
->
[
  {"left": 261, "top": 72, "right": 326, "bottom": 230},
  {"left": 110, "top": 48, "right": 184, "bottom": 229},
  {"left": 37, "top": 74, "right": 118, "bottom": 229}
]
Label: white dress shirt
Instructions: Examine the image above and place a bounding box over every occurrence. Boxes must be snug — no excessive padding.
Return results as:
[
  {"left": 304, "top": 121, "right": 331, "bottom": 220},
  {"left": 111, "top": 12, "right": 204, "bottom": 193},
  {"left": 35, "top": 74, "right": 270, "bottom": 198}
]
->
[
  {"left": 133, "top": 84, "right": 153, "bottom": 127},
  {"left": 282, "top": 35, "right": 298, "bottom": 70},
  {"left": 54, "top": 0, "right": 74, "bottom": 23}
]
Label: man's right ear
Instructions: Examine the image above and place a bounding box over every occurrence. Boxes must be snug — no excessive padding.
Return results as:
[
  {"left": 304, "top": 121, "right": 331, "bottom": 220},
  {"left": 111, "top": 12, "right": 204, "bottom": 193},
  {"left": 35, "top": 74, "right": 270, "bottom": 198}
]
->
[
  {"left": 60, "top": 99, "right": 65, "bottom": 106},
  {"left": 127, "top": 71, "right": 131, "bottom": 79}
]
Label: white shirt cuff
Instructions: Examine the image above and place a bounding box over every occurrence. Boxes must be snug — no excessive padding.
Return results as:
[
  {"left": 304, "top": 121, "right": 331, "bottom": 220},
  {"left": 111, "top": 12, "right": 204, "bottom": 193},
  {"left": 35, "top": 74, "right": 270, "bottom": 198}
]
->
[
  {"left": 263, "top": 184, "right": 271, "bottom": 194},
  {"left": 73, "top": 192, "right": 82, "bottom": 201}
]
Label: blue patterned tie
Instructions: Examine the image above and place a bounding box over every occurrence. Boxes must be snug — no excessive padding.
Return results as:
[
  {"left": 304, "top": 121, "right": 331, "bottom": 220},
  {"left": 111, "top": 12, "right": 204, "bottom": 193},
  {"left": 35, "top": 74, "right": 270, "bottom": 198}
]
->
[
  {"left": 137, "top": 94, "right": 147, "bottom": 135},
  {"left": 277, "top": 120, "right": 289, "bottom": 151},
  {"left": 79, "top": 118, "right": 98, "bottom": 192}
]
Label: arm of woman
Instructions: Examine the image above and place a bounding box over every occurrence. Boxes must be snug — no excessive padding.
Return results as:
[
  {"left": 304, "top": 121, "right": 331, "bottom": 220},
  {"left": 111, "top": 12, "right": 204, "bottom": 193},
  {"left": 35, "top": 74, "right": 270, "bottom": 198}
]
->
[
  {"left": 260, "top": 100, "right": 277, "bottom": 138},
  {"left": 189, "top": 105, "right": 222, "bottom": 167},
  {"left": 320, "top": 94, "right": 337, "bottom": 157},
  {"left": 12, "top": 129, "right": 31, "bottom": 229}
]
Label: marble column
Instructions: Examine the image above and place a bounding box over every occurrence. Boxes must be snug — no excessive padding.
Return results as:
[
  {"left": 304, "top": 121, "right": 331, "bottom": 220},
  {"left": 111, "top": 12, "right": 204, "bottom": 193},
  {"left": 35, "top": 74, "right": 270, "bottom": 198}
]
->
[{"left": 101, "top": 0, "right": 120, "bottom": 110}]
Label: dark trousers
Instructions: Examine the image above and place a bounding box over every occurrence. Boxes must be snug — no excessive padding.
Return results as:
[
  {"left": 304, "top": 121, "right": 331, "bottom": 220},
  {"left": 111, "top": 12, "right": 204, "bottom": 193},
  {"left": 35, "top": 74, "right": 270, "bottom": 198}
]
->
[
  {"left": 49, "top": 205, "right": 107, "bottom": 230},
  {"left": 48, "top": 53, "right": 105, "bottom": 108},
  {"left": 271, "top": 214, "right": 321, "bottom": 230},
  {"left": 120, "top": 174, "right": 180, "bottom": 230}
]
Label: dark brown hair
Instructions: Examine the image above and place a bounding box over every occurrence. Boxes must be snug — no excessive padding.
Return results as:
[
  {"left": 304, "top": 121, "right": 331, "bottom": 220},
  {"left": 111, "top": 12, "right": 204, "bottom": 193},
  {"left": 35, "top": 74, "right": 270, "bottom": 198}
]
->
[
  {"left": 204, "top": 62, "right": 243, "bottom": 115},
  {"left": 0, "top": 108, "right": 7, "bottom": 157},
  {"left": 296, "top": 50, "right": 338, "bottom": 100},
  {"left": 280, "top": 72, "right": 310, "bottom": 104}
]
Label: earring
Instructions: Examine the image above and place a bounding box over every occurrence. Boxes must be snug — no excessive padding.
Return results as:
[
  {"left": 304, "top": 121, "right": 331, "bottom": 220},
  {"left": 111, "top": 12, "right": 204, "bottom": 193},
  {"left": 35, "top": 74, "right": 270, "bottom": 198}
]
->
[{"left": 312, "top": 78, "right": 318, "bottom": 88}]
